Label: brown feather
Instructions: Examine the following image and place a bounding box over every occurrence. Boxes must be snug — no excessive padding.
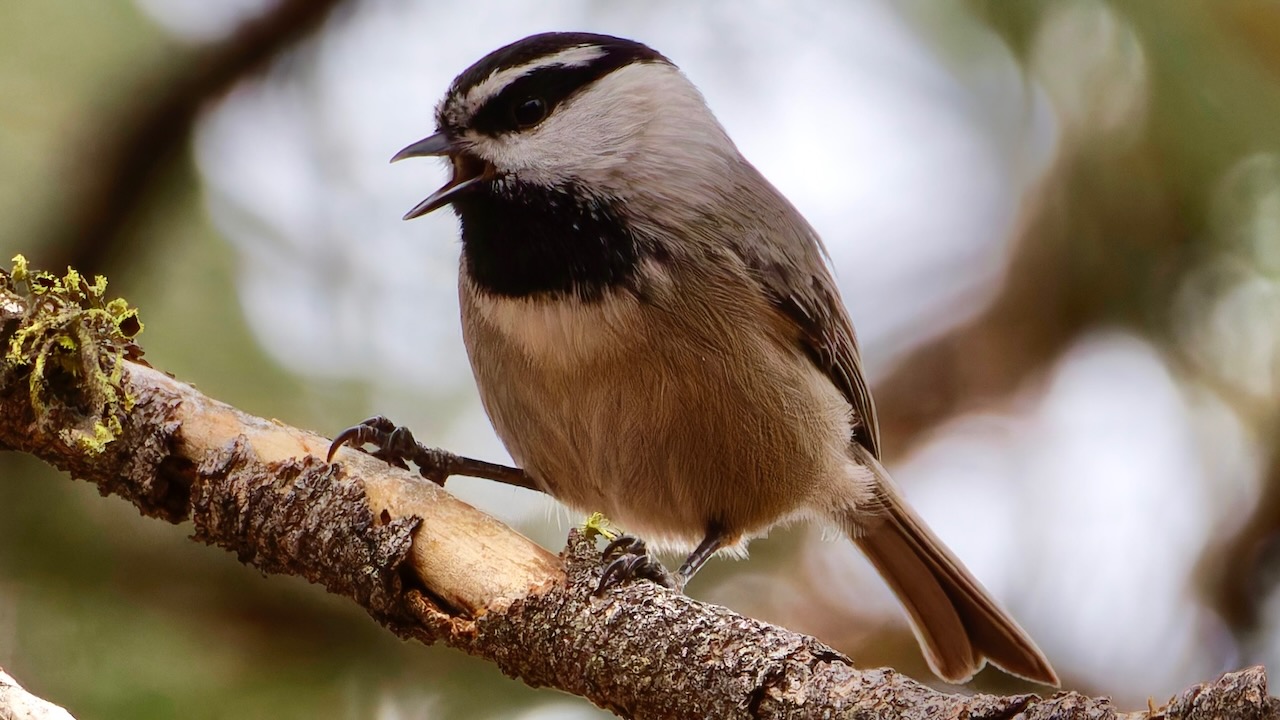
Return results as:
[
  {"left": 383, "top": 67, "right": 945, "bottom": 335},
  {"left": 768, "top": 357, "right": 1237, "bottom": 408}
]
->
[
  {"left": 722, "top": 163, "right": 882, "bottom": 458},
  {"left": 849, "top": 447, "right": 1059, "bottom": 685},
  {"left": 717, "top": 159, "right": 1057, "bottom": 685}
]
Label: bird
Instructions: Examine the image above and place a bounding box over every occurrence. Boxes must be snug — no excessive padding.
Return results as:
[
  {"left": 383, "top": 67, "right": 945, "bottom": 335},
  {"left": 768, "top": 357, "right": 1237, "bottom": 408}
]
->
[{"left": 329, "top": 31, "right": 1058, "bottom": 686}]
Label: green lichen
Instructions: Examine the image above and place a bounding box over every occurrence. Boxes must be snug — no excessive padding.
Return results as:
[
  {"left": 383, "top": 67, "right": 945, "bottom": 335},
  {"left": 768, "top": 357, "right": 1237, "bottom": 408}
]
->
[
  {"left": 83, "top": 414, "right": 124, "bottom": 454},
  {"left": 10, "top": 254, "right": 28, "bottom": 282},
  {"left": 2, "top": 255, "right": 145, "bottom": 453},
  {"left": 580, "top": 512, "right": 620, "bottom": 542}
]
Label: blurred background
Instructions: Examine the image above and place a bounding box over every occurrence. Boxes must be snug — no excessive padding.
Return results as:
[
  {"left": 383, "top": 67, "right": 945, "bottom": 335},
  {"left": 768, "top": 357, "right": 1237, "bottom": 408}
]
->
[{"left": 2, "top": 0, "right": 1279, "bottom": 717}]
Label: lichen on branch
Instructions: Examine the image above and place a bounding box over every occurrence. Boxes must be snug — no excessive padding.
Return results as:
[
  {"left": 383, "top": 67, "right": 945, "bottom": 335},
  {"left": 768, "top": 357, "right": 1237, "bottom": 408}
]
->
[
  {"left": 2, "top": 256, "right": 1278, "bottom": 720},
  {"left": 1, "top": 255, "right": 143, "bottom": 453}
]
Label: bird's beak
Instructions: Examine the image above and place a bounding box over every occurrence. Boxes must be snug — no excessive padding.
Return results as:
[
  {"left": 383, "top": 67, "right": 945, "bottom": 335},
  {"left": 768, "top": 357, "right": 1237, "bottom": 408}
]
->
[{"left": 391, "top": 132, "right": 493, "bottom": 220}]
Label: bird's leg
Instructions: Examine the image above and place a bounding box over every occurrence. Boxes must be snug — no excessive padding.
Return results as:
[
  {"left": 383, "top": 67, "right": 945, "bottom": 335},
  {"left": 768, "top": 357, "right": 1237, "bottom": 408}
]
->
[
  {"left": 595, "top": 527, "right": 730, "bottom": 594},
  {"left": 674, "top": 530, "right": 730, "bottom": 582},
  {"left": 327, "top": 415, "right": 538, "bottom": 491}
]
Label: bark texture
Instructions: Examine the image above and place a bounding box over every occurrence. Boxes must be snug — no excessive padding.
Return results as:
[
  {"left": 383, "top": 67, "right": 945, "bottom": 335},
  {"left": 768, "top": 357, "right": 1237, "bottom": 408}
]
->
[{"left": 1, "top": 265, "right": 1277, "bottom": 719}]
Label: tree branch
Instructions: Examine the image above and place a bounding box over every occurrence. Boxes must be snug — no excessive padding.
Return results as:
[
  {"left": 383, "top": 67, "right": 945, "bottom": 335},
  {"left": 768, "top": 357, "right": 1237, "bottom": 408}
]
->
[
  {"left": 1, "top": 265, "right": 1276, "bottom": 718},
  {"left": 0, "top": 669, "right": 78, "bottom": 720}
]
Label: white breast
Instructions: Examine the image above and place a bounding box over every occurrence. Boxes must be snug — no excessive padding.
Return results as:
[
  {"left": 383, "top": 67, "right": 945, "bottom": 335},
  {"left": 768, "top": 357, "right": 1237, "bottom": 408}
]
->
[{"left": 467, "top": 286, "right": 642, "bottom": 366}]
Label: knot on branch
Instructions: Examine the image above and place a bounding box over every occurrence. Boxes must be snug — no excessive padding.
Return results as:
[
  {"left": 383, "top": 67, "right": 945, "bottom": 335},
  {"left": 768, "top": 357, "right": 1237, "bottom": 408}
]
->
[{"left": 191, "top": 440, "right": 424, "bottom": 634}]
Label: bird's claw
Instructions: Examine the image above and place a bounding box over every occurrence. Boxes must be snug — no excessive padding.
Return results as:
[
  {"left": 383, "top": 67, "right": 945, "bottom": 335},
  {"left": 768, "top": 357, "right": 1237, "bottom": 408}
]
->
[
  {"left": 327, "top": 415, "right": 451, "bottom": 486},
  {"left": 595, "top": 535, "right": 677, "bottom": 593}
]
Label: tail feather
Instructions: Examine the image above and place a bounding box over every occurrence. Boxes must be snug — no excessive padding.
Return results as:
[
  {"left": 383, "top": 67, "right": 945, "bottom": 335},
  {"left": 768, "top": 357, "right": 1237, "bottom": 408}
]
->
[{"left": 846, "top": 450, "right": 1058, "bottom": 686}]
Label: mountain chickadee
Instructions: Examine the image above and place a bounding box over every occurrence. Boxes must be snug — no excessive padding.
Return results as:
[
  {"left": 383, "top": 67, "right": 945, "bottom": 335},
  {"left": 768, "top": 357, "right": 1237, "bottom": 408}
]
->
[{"left": 330, "top": 31, "right": 1057, "bottom": 686}]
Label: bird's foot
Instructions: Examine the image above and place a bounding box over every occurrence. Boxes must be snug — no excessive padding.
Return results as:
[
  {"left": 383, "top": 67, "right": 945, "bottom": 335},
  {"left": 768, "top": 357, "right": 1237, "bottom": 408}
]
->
[
  {"left": 328, "top": 416, "right": 451, "bottom": 485},
  {"left": 595, "top": 535, "right": 679, "bottom": 593},
  {"left": 327, "top": 415, "right": 537, "bottom": 490}
]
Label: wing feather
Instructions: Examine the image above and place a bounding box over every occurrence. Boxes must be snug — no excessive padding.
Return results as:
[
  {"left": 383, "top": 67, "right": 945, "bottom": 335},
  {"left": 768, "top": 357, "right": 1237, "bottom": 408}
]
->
[{"left": 720, "top": 161, "right": 882, "bottom": 458}]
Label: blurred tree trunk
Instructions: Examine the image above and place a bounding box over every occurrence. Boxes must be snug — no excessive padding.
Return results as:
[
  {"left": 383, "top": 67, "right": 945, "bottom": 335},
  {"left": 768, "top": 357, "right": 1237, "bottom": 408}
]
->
[{"left": 44, "top": 0, "right": 349, "bottom": 276}]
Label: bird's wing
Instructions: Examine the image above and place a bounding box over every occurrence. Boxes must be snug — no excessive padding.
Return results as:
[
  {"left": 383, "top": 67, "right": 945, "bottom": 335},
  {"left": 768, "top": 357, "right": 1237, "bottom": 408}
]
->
[
  {"left": 746, "top": 238, "right": 881, "bottom": 459},
  {"left": 726, "top": 162, "right": 882, "bottom": 458}
]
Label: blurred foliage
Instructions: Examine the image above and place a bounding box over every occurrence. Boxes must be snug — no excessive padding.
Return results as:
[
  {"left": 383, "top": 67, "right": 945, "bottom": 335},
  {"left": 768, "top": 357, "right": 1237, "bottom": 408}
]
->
[
  {"left": 3, "top": 0, "right": 1280, "bottom": 717},
  {"left": 969, "top": 0, "right": 1280, "bottom": 635},
  {"left": 0, "top": 2, "right": 551, "bottom": 718}
]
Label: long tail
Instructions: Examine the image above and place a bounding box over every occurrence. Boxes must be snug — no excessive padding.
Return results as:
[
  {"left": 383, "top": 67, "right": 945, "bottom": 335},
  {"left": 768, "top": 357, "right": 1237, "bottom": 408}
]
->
[{"left": 844, "top": 448, "right": 1058, "bottom": 686}]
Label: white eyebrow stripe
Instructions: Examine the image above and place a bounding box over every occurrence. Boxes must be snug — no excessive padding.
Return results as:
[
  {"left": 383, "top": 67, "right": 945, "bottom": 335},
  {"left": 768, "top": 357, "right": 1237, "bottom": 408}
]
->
[{"left": 463, "top": 44, "right": 608, "bottom": 111}]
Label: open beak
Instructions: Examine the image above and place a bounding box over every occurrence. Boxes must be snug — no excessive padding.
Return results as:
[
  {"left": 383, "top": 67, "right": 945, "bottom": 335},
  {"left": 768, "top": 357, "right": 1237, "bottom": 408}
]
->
[{"left": 391, "top": 132, "right": 493, "bottom": 220}]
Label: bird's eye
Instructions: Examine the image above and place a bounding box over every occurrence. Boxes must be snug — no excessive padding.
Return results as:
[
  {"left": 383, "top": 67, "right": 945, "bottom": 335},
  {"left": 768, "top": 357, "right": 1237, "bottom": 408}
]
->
[{"left": 512, "top": 97, "right": 547, "bottom": 129}]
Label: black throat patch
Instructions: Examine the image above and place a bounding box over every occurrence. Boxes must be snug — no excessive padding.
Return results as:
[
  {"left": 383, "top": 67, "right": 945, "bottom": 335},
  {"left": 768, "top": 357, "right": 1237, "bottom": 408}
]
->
[{"left": 452, "top": 179, "right": 641, "bottom": 300}]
